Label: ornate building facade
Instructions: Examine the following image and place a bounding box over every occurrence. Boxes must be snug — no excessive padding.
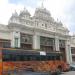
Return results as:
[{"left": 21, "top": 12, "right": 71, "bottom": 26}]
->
[
  {"left": 0, "top": 6, "right": 73, "bottom": 64},
  {"left": 70, "top": 34, "right": 75, "bottom": 63}
]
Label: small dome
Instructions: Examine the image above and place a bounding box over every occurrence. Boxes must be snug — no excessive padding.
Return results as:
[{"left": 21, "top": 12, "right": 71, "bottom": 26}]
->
[
  {"left": 34, "top": 7, "right": 51, "bottom": 17},
  {"left": 13, "top": 10, "right": 18, "bottom": 16},
  {"left": 19, "top": 7, "right": 31, "bottom": 17},
  {"left": 10, "top": 10, "right": 18, "bottom": 20},
  {"left": 33, "top": 7, "right": 54, "bottom": 22}
]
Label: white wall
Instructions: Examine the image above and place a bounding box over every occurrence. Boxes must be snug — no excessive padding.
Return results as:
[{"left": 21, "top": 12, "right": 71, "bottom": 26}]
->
[{"left": 0, "top": 32, "right": 11, "bottom": 40}]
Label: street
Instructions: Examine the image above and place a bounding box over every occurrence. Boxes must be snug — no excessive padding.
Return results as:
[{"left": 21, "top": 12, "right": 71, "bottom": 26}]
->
[
  {"left": 3, "top": 71, "right": 75, "bottom": 75},
  {"left": 61, "top": 71, "right": 75, "bottom": 75}
]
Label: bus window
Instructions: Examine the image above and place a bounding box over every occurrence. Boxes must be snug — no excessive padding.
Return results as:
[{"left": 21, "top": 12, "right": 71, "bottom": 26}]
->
[
  {"left": 20, "top": 55, "right": 25, "bottom": 61},
  {"left": 11, "top": 55, "right": 16, "bottom": 61},
  {"left": 40, "top": 56, "right": 46, "bottom": 61},
  {"left": 28, "top": 55, "right": 34, "bottom": 61},
  {"left": 22, "top": 55, "right": 34, "bottom": 61},
  {"left": 3, "top": 54, "right": 10, "bottom": 61},
  {"left": 56, "top": 56, "right": 60, "bottom": 60},
  {"left": 47, "top": 56, "right": 52, "bottom": 60},
  {"left": 15, "top": 55, "right": 21, "bottom": 61},
  {"left": 21, "top": 55, "right": 28, "bottom": 61},
  {"left": 51, "top": 56, "right": 55, "bottom": 60},
  {"left": 36, "top": 56, "right": 40, "bottom": 61},
  {"left": 30, "top": 55, "right": 36, "bottom": 60},
  {"left": 47, "top": 56, "right": 55, "bottom": 60}
]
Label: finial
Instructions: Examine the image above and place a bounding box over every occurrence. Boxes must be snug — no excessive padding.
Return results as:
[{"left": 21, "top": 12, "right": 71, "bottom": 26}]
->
[
  {"left": 41, "top": 0, "right": 45, "bottom": 8},
  {"left": 23, "top": 6, "right": 27, "bottom": 12},
  {"left": 42, "top": 0, "right": 44, "bottom": 8},
  {"left": 12, "top": 10, "right": 18, "bottom": 16}
]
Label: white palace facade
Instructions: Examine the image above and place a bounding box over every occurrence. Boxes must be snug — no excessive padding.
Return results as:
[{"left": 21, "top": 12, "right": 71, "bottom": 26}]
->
[
  {"left": 70, "top": 34, "right": 75, "bottom": 63},
  {"left": 0, "top": 6, "right": 75, "bottom": 64}
]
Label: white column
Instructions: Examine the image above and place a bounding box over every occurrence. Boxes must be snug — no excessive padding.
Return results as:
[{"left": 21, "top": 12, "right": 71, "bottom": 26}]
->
[
  {"left": 65, "top": 40, "right": 72, "bottom": 64},
  {"left": 11, "top": 31, "right": 20, "bottom": 48},
  {"left": 69, "top": 47, "right": 72, "bottom": 63},
  {"left": 55, "top": 36, "right": 59, "bottom": 51},
  {"left": 11, "top": 32, "right": 15, "bottom": 48},
  {"left": 18, "top": 34, "right": 20, "bottom": 48},
  {"left": 33, "top": 35, "right": 40, "bottom": 50}
]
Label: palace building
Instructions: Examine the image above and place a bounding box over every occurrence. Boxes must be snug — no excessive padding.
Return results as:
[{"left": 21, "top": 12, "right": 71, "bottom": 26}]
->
[
  {"left": 70, "top": 34, "right": 75, "bottom": 63},
  {"left": 0, "top": 6, "right": 74, "bottom": 64}
]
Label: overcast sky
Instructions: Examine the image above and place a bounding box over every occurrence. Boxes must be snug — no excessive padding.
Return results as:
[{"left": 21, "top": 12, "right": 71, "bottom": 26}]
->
[{"left": 0, "top": 0, "right": 75, "bottom": 34}]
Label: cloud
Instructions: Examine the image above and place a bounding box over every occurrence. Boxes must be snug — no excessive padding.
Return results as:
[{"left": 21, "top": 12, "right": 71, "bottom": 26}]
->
[
  {"left": 44, "top": 0, "right": 70, "bottom": 23},
  {"left": 63, "top": 0, "right": 75, "bottom": 33},
  {"left": 0, "top": 0, "right": 24, "bottom": 24},
  {"left": 0, "top": 0, "right": 75, "bottom": 34},
  {"left": 43, "top": 0, "right": 75, "bottom": 33},
  {"left": 0, "top": 0, "right": 36, "bottom": 24}
]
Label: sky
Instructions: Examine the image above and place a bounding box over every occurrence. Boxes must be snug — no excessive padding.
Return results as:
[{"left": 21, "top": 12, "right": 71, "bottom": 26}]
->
[{"left": 0, "top": 0, "right": 75, "bottom": 34}]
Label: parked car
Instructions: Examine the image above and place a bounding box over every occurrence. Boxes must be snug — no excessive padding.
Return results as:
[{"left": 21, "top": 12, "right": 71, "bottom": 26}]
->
[{"left": 69, "top": 64, "right": 75, "bottom": 71}]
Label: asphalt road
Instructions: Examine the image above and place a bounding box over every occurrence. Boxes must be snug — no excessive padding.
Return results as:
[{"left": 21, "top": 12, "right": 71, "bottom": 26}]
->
[
  {"left": 61, "top": 71, "right": 75, "bottom": 75},
  {"left": 3, "top": 71, "right": 75, "bottom": 75},
  {"left": 5, "top": 71, "right": 50, "bottom": 75}
]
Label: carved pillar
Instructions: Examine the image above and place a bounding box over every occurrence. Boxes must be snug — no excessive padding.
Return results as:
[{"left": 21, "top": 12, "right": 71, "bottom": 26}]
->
[
  {"left": 55, "top": 36, "right": 59, "bottom": 51},
  {"left": 65, "top": 40, "right": 72, "bottom": 64},
  {"left": 33, "top": 35, "right": 40, "bottom": 50}
]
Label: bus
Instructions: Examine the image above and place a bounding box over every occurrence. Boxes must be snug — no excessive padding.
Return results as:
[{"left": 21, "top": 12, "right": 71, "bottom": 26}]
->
[{"left": 0, "top": 48, "right": 69, "bottom": 75}]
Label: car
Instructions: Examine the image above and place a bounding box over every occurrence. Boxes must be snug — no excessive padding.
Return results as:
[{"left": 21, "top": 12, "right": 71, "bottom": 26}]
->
[{"left": 69, "top": 64, "right": 75, "bottom": 71}]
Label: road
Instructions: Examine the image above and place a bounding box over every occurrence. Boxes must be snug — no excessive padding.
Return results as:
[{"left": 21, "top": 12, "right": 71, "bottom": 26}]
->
[
  {"left": 61, "top": 71, "right": 75, "bottom": 75},
  {"left": 3, "top": 71, "right": 75, "bottom": 75},
  {"left": 5, "top": 71, "right": 50, "bottom": 75}
]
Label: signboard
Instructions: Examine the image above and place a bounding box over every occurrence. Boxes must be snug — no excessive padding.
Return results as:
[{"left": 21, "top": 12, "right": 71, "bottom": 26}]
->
[{"left": 40, "top": 51, "right": 46, "bottom": 55}]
